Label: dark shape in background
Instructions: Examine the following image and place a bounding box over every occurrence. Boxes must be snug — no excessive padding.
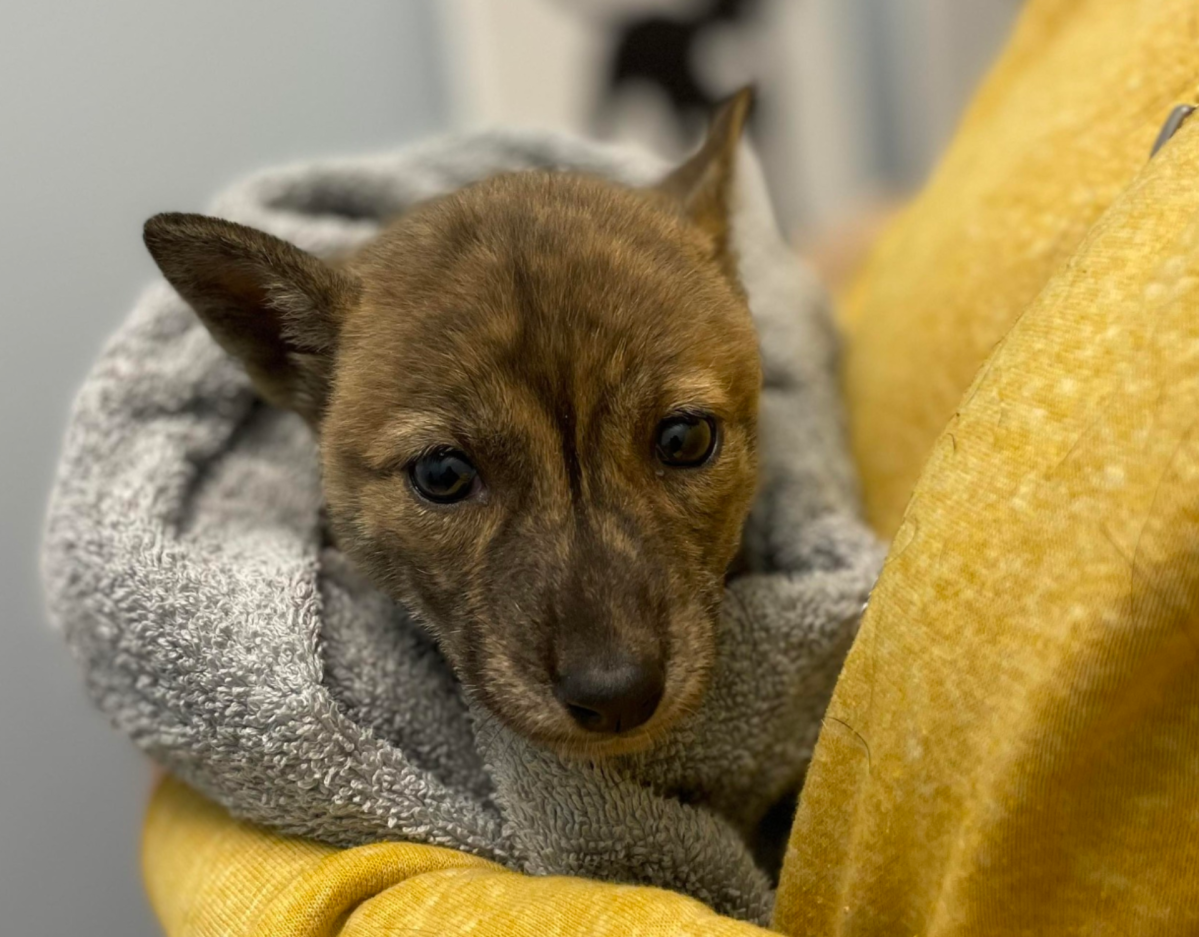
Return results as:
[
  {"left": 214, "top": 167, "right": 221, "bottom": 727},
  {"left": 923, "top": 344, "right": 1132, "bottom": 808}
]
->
[{"left": 601, "top": 0, "right": 762, "bottom": 141}]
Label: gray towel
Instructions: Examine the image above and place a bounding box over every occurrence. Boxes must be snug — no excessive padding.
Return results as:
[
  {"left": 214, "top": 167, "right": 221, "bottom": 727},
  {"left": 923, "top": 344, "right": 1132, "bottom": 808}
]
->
[{"left": 42, "top": 130, "right": 884, "bottom": 924}]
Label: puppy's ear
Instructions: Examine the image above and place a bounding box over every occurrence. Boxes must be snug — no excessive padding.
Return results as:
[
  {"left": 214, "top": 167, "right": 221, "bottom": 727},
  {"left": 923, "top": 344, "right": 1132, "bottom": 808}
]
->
[
  {"left": 143, "top": 213, "right": 358, "bottom": 425},
  {"left": 655, "top": 86, "right": 754, "bottom": 273}
]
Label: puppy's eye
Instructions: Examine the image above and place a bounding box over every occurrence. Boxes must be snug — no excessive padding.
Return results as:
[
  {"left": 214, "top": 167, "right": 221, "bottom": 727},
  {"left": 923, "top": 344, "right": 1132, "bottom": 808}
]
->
[
  {"left": 655, "top": 414, "right": 717, "bottom": 467},
  {"left": 409, "top": 449, "right": 478, "bottom": 504}
]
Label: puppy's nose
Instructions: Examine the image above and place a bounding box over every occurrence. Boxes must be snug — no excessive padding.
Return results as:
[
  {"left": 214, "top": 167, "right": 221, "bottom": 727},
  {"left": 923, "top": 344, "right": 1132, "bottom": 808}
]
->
[{"left": 554, "top": 658, "right": 664, "bottom": 734}]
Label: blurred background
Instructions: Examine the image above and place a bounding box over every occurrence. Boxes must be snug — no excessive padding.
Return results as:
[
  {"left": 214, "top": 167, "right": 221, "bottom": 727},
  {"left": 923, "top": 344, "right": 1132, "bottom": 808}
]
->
[{"left": 0, "top": 2, "right": 1019, "bottom": 934}]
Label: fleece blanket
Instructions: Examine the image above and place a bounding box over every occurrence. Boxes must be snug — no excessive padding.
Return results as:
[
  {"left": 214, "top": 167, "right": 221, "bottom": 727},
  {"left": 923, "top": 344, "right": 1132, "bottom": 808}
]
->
[{"left": 42, "top": 130, "right": 883, "bottom": 924}]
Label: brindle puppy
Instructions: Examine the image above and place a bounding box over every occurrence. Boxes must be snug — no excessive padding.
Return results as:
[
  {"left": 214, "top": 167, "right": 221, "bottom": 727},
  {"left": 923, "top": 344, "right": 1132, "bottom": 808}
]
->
[{"left": 143, "top": 90, "right": 761, "bottom": 759}]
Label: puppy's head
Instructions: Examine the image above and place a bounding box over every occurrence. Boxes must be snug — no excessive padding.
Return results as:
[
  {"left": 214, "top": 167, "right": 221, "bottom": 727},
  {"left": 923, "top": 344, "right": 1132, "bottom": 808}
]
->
[{"left": 144, "top": 91, "right": 761, "bottom": 758}]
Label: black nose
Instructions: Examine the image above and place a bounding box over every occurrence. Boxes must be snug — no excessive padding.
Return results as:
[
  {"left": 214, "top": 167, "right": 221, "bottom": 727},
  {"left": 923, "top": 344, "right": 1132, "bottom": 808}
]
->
[{"left": 554, "top": 658, "right": 665, "bottom": 734}]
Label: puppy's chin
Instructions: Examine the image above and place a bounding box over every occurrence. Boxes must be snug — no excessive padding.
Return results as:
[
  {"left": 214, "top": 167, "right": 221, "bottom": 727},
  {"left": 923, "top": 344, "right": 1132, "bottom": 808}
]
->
[
  {"left": 543, "top": 723, "right": 668, "bottom": 761},
  {"left": 491, "top": 696, "right": 696, "bottom": 762}
]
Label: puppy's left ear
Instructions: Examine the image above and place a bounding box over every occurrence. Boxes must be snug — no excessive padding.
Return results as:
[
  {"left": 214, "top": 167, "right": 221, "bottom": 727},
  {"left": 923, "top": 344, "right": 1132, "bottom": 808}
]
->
[{"left": 655, "top": 85, "right": 754, "bottom": 272}]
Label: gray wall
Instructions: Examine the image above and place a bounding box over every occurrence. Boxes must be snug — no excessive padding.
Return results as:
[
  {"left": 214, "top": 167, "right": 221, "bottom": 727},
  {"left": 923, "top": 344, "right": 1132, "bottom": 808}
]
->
[{"left": 0, "top": 3, "right": 446, "bottom": 934}]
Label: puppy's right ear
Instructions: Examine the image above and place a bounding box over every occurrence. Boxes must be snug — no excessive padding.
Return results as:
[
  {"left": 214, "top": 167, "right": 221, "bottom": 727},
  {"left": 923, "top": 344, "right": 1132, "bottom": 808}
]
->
[{"left": 143, "top": 212, "right": 358, "bottom": 425}]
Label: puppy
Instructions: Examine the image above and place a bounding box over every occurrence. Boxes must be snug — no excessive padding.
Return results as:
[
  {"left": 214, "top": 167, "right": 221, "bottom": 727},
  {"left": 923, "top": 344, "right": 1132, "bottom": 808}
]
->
[{"left": 143, "top": 90, "right": 761, "bottom": 759}]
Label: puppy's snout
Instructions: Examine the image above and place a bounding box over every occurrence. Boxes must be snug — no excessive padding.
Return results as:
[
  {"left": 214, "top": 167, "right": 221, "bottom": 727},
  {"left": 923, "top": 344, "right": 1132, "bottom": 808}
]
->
[{"left": 554, "top": 657, "right": 664, "bottom": 734}]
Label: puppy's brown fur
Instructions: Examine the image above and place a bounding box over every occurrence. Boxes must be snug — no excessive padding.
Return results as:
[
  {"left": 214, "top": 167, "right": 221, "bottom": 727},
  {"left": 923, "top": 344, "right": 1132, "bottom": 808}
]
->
[{"left": 144, "top": 91, "right": 761, "bottom": 758}]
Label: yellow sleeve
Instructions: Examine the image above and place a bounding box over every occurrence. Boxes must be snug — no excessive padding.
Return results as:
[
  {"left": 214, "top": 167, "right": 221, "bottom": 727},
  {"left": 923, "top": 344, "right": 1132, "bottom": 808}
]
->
[
  {"left": 841, "top": 0, "right": 1199, "bottom": 537},
  {"left": 143, "top": 777, "right": 771, "bottom": 937},
  {"left": 775, "top": 0, "right": 1199, "bottom": 933}
]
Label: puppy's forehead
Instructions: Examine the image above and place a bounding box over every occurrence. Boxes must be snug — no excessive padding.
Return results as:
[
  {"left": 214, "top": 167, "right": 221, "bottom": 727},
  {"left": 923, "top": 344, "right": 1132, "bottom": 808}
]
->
[
  {"left": 338, "top": 171, "right": 757, "bottom": 444},
  {"left": 354, "top": 172, "right": 742, "bottom": 325}
]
